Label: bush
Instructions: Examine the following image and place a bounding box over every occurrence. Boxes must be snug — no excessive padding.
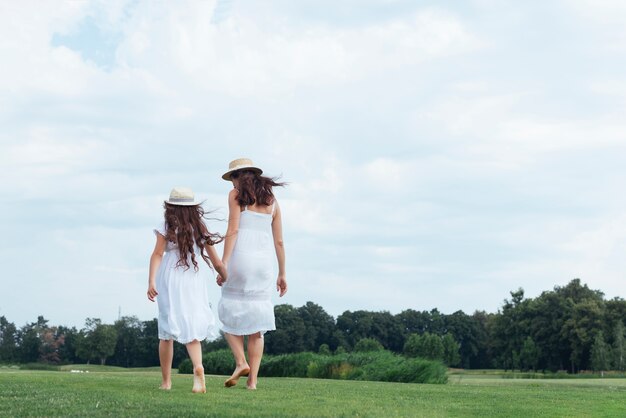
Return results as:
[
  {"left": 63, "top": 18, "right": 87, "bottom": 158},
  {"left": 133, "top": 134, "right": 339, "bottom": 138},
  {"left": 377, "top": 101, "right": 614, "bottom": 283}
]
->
[
  {"left": 307, "top": 351, "right": 447, "bottom": 384},
  {"left": 354, "top": 338, "right": 384, "bottom": 352},
  {"left": 178, "top": 349, "right": 235, "bottom": 375},
  {"left": 306, "top": 354, "right": 359, "bottom": 380},
  {"left": 18, "top": 363, "right": 61, "bottom": 371},
  {"left": 180, "top": 349, "right": 448, "bottom": 384},
  {"left": 318, "top": 344, "right": 331, "bottom": 356},
  {"left": 260, "top": 352, "right": 320, "bottom": 378}
]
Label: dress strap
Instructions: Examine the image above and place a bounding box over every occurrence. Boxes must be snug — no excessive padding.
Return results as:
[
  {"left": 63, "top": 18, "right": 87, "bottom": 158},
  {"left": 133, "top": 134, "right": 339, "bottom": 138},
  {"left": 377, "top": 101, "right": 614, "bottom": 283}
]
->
[{"left": 271, "top": 200, "right": 276, "bottom": 215}]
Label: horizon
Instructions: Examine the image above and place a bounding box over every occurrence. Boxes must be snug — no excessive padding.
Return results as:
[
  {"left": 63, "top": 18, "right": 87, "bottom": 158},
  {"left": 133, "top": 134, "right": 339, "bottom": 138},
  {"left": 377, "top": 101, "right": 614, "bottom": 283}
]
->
[{"left": 2, "top": 277, "right": 613, "bottom": 329}]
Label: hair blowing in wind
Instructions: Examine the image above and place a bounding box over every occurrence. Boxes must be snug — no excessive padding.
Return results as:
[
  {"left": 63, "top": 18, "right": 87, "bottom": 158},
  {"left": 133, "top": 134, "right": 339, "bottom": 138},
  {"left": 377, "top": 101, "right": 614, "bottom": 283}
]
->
[
  {"left": 231, "top": 170, "right": 286, "bottom": 207},
  {"left": 163, "top": 203, "right": 223, "bottom": 271}
]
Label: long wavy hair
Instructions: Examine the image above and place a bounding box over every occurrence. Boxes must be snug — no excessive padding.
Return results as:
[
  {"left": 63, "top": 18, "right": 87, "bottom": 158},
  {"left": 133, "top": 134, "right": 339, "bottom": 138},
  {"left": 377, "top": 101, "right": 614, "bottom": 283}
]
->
[
  {"left": 163, "top": 203, "right": 223, "bottom": 271},
  {"left": 231, "top": 169, "right": 286, "bottom": 207}
]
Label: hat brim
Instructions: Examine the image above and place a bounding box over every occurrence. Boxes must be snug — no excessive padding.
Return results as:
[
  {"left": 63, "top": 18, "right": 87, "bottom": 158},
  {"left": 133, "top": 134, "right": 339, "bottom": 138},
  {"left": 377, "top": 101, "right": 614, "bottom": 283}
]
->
[
  {"left": 164, "top": 200, "right": 200, "bottom": 206},
  {"left": 222, "top": 166, "right": 263, "bottom": 181}
]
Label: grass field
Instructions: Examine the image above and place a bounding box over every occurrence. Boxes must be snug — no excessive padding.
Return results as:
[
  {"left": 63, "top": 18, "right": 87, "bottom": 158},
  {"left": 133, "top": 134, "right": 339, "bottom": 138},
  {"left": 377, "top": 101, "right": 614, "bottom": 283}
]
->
[{"left": 1, "top": 366, "right": 625, "bottom": 417}]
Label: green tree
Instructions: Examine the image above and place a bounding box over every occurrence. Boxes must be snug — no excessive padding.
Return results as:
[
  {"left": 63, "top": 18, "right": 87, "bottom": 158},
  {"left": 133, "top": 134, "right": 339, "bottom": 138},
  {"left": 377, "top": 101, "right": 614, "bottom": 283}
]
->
[
  {"left": 527, "top": 290, "right": 571, "bottom": 372},
  {"left": 519, "top": 337, "right": 539, "bottom": 372},
  {"left": 442, "top": 334, "right": 461, "bottom": 367},
  {"left": 56, "top": 326, "right": 78, "bottom": 364},
  {"left": 336, "top": 310, "right": 404, "bottom": 352},
  {"left": 590, "top": 331, "right": 610, "bottom": 376},
  {"left": 92, "top": 324, "right": 118, "bottom": 365},
  {"left": 469, "top": 310, "right": 494, "bottom": 369},
  {"left": 111, "top": 316, "right": 143, "bottom": 367},
  {"left": 75, "top": 318, "right": 118, "bottom": 365},
  {"left": 444, "top": 311, "right": 485, "bottom": 368},
  {"left": 404, "top": 332, "right": 444, "bottom": 360},
  {"left": 489, "top": 289, "right": 530, "bottom": 371},
  {"left": 75, "top": 318, "right": 98, "bottom": 363},
  {"left": 297, "top": 302, "right": 336, "bottom": 351},
  {"left": 265, "top": 304, "right": 306, "bottom": 354},
  {"left": 612, "top": 321, "right": 625, "bottom": 372},
  {"left": 354, "top": 338, "right": 384, "bottom": 352},
  {"left": 396, "top": 309, "right": 431, "bottom": 335},
  {"left": 561, "top": 298, "right": 605, "bottom": 373},
  {"left": 18, "top": 316, "right": 48, "bottom": 363},
  {"left": 0, "top": 316, "right": 18, "bottom": 362},
  {"left": 138, "top": 319, "right": 160, "bottom": 367}
]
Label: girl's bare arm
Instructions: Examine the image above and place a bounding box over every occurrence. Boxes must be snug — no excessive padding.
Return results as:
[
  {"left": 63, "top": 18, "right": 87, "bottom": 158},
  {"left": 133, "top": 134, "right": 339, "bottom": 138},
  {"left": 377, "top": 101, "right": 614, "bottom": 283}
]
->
[{"left": 147, "top": 234, "right": 167, "bottom": 302}]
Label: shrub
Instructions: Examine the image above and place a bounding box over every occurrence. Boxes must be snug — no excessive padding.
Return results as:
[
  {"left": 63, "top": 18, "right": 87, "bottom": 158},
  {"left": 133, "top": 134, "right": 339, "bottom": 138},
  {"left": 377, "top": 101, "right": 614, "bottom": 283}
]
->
[
  {"left": 306, "top": 351, "right": 447, "bottom": 384},
  {"left": 335, "top": 346, "right": 347, "bottom": 355},
  {"left": 307, "top": 354, "right": 359, "bottom": 380},
  {"left": 18, "top": 363, "right": 60, "bottom": 371},
  {"left": 318, "top": 344, "right": 331, "bottom": 356},
  {"left": 179, "top": 349, "right": 448, "bottom": 384},
  {"left": 354, "top": 338, "right": 384, "bottom": 353},
  {"left": 178, "top": 349, "right": 235, "bottom": 375},
  {"left": 260, "top": 352, "right": 320, "bottom": 378}
]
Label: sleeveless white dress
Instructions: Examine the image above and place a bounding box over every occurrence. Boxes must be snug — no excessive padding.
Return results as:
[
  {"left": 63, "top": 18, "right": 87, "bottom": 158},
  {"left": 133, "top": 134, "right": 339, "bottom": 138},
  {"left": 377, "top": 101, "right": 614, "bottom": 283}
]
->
[
  {"left": 218, "top": 202, "right": 277, "bottom": 336},
  {"left": 154, "top": 223, "right": 219, "bottom": 344}
]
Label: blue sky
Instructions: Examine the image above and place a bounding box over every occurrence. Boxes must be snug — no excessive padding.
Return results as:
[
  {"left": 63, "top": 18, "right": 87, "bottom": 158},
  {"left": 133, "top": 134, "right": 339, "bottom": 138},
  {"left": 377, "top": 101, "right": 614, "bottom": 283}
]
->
[{"left": 1, "top": 0, "right": 625, "bottom": 328}]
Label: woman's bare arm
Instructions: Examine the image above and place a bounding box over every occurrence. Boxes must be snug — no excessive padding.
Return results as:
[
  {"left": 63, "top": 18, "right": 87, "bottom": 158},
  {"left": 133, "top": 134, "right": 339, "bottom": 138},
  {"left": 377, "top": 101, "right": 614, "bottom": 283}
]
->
[
  {"left": 217, "top": 189, "right": 241, "bottom": 285},
  {"left": 272, "top": 200, "right": 287, "bottom": 297}
]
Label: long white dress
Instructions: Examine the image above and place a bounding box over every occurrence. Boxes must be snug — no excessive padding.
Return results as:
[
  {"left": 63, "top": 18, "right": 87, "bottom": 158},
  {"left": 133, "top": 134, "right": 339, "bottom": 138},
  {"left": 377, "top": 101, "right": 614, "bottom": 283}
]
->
[
  {"left": 218, "top": 203, "right": 277, "bottom": 336},
  {"left": 154, "top": 224, "right": 219, "bottom": 344}
]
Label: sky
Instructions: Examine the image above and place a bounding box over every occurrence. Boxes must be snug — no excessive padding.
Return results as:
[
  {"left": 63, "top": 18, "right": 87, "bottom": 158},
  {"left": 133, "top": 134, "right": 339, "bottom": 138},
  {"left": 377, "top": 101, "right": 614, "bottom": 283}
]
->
[{"left": 1, "top": 0, "right": 625, "bottom": 328}]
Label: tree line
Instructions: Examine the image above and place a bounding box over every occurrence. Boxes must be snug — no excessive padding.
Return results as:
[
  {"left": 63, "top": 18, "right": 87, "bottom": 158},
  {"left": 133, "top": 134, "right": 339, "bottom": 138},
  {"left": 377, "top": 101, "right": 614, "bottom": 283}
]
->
[{"left": 1, "top": 279, "right": 624, "bottom": 372}]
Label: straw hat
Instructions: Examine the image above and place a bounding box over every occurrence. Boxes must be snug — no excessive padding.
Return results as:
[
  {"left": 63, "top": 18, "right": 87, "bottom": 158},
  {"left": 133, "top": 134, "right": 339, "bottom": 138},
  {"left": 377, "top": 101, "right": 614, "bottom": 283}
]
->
[
  {"left": 222, "top": 158, "right": 263, "bottom": 181},
  {"left": 165, "top": 187, "right": 198, "bottom": 206}
]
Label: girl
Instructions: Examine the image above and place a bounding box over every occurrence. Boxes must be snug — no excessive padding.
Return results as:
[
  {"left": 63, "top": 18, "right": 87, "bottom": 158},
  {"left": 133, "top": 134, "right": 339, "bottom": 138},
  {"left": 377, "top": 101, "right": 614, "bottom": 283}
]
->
[
  {"left": 216, "top": 158, "right": 288, "bottom": 390},
  {"left": 147, "top": 187, "right": 227, "bottom": 393}
]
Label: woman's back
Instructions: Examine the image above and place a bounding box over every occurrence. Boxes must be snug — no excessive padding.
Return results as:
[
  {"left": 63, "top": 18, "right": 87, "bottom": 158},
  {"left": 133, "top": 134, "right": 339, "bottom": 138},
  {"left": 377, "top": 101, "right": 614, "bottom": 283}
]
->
[{"left": 224, "top": 202, "right": 276, "bottom": 293}]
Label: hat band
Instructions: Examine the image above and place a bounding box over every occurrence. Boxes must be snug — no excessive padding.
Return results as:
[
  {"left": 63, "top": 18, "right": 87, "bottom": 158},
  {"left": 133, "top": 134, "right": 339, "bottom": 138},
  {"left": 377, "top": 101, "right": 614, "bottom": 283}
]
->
[{"left": 169, "top": 197, "right": 194, "bottom": 203}]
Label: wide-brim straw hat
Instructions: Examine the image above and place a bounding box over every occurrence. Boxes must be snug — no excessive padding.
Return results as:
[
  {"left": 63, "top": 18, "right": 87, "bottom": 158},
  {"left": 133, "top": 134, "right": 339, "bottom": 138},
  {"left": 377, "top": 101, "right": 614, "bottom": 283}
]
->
[
  {"left": 165, "top": 187, "right": 199, "bottom": 206},
  {"left": 222, "top": 158, "right": 263, "bottom": 181}
]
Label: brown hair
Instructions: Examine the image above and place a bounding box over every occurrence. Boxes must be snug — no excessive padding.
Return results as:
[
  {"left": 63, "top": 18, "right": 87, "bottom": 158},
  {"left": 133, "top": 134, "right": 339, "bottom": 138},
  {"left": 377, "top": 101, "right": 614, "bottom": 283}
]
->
[
  {"left": 163, "top": 203, "right": 223, "bottom": 271},
  {"left": 231, "top": 169, "right": 286, "bottom": 207}
]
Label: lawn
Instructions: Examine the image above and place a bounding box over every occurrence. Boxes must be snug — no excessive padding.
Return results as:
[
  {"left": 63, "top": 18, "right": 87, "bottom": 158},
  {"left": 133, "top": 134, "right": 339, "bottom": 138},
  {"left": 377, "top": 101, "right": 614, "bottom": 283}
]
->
[{"left": 1, "top": 367, "right": 625, "bottom": 417}]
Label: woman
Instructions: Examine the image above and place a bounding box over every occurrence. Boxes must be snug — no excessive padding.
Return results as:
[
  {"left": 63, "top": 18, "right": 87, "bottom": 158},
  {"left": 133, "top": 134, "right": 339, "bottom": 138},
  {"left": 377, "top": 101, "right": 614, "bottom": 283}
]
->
[{"left": 216, "top": 158, "right": 288, "bottom": 390}]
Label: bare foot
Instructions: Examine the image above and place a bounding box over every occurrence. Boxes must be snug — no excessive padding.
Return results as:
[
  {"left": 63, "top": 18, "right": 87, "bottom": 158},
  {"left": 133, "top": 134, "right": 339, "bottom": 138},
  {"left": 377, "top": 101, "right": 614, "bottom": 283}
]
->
[
  {"left": 159, "top": 382, "right": 171, "bottom": 390},
  {"left": 224, "top": 365, "right": 250, "bottom": 387},
  {"left": 246, "top": 384, "right": 257, "bottom": 390},
  {"left": 192, "top": 366, "right": 206, "bottom": 393}
]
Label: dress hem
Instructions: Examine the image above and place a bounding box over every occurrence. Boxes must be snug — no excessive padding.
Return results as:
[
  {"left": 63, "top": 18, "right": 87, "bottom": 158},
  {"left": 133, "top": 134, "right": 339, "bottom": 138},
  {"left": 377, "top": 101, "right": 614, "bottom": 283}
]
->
[
  {"left": 221, "top": 326, "right": 276, "bottom": 337},
  {"left": 158, "top": 333, "right": 220, "bottom": 344}
]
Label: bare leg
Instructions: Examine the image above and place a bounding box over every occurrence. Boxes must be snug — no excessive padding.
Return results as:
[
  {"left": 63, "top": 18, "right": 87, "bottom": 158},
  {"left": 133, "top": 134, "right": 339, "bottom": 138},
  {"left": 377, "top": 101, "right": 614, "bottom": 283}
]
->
[
  {"left": 224, "top": 332, "right": 250, "bottom": 387},
  {"left": 159, "top": 339, "right": 173, "bottom": 390},
  {"left": 247, "top": 332, "right": 264, "bottom": 390},
  {"left": 185, "top": 340, "right": 206, "bottom": 393}
]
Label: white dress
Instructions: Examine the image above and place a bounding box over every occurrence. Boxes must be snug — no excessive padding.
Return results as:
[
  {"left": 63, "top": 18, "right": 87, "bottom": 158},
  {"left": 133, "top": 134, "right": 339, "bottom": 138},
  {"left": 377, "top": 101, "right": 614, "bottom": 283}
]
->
[
  {"left": 154, "top": 223, "right": 219, "bottom": 344},
  {"left": 218, "top": 203, "right": 277, "bottom": 336}
]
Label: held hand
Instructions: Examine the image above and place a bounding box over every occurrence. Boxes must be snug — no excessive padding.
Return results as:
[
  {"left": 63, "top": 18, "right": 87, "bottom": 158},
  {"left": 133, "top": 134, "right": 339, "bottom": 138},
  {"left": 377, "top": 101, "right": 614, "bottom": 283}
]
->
[
  {"left": 216, "top": 274, "right": 226, "bottom": 287},
  {"left": 147, "top": 284, "right": 158, "bottom": 302},
  {"left": 276, "top": 275, "right": 288, "bottom": 297}
]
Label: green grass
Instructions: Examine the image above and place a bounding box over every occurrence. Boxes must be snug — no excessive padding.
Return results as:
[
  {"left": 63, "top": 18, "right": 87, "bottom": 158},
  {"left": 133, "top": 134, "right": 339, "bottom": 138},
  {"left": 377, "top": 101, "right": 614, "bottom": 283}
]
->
[{"left": 0, "top": 368, "right": 625, "bottom": 417}]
